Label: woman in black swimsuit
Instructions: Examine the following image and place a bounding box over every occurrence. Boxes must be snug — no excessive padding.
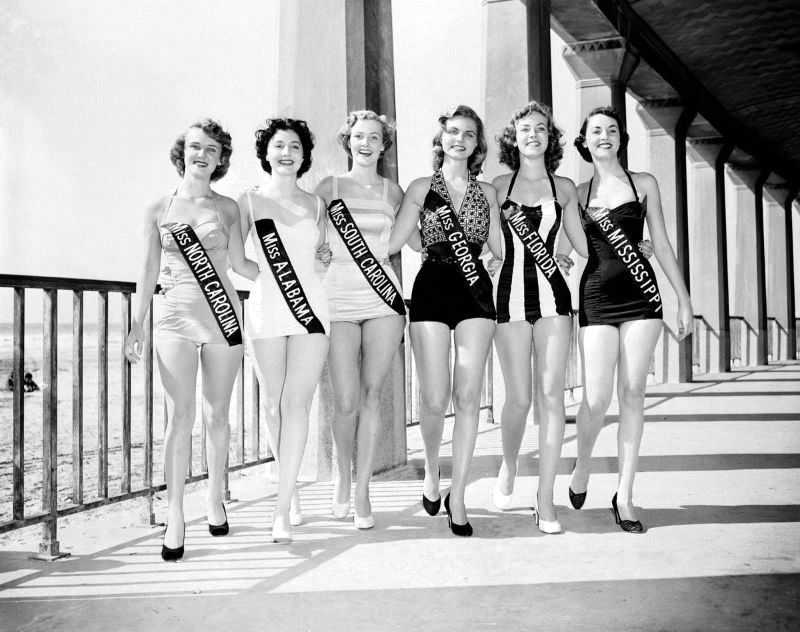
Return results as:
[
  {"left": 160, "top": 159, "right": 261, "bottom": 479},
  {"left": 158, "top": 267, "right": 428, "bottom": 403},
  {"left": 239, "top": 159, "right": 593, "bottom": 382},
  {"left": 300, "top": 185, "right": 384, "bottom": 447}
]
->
[
  {"left": 390, "top": 105, "right": 502, "bottom": 536},
  {"left": 568, "top": 107, "right": 692, "bottom": 532}
]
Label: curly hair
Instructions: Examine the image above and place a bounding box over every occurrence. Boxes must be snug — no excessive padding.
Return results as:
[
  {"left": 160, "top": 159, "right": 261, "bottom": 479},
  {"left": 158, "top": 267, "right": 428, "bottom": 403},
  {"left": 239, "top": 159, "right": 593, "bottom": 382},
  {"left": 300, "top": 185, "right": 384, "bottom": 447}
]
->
[
  {"left": 496, "top": 101, "right": 564, "bottom": 173},
  {"left": 574, "top": 106, "right": 629, "bottom": 163},
  {"left": 170, "top": 118, "right": 232, "bottom": 181},
  {"left": 432, "top": 105, "right": 487, "bottom": 176},
  {"left": 255, "top": 118, "right": 315, "bottom": 177},
  {"left": 336, "top": 110, "right": 395, "bottom": 155}
]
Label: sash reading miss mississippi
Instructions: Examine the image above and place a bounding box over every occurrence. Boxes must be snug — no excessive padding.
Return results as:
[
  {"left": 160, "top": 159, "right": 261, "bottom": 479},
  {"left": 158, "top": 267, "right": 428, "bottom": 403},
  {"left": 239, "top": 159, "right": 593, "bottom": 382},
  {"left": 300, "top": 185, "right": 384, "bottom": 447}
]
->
[{"left": 586, "top": 206, "right": 662, "bottom": 311}]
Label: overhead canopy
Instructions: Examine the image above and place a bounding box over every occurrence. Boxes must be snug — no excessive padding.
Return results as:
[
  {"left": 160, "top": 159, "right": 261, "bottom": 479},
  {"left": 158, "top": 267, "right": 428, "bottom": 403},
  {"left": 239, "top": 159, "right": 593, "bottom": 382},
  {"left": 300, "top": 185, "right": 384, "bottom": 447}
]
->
[{"left": 551, "top": 0, "right": 800, "bottom": 185}]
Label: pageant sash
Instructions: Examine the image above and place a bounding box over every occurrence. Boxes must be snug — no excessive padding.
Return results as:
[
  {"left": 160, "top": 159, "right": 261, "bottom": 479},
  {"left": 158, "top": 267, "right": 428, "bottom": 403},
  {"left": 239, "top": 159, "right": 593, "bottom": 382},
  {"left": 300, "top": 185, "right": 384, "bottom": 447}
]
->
[
  {"left": 167, "top": 223, "right": 243, "bottom": 346},
  {"left": 327, "top": 199, "right": 405, "bottom": 315},
  {"left": 584, "top": 206, "right": 662, "bottom": 312},
  {"left": 253, "top": 218, "right": 326, "bottom": 333},
  {"left": 504, "top": 204, "right": 571, "bottom": 299},
  {"left": 424, "top": 188, "right": 493, "bottom": 310}
]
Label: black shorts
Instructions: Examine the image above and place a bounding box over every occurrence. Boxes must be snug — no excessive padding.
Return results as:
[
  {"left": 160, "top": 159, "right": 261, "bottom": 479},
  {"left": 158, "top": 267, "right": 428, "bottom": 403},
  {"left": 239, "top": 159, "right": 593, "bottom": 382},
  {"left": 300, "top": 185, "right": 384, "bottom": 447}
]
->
[{"left": 410, "top": 257, "right": 496, "bottom": 330}]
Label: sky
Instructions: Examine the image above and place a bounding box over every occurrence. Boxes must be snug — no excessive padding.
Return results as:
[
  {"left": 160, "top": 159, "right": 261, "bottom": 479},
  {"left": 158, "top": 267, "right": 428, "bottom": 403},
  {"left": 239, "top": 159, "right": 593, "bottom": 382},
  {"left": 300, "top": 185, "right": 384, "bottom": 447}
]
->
[{"left": 0, "top": 0, "right": 637, "bottom": 323}]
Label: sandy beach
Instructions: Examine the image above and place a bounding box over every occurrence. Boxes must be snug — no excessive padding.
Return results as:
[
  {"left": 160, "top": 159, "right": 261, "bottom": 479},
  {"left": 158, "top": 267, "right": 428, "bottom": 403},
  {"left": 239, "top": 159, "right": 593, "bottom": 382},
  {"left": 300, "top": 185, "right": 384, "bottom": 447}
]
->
[{"left": 0, "top": 317, "right": 268, "bottom": 526}]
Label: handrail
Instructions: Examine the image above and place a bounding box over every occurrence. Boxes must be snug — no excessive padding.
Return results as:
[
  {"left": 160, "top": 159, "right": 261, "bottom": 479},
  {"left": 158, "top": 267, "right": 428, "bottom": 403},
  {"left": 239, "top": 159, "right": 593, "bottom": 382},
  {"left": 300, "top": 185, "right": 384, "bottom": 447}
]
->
[{"left": 0, "top": 274, "right": 266, "bottom": 558}]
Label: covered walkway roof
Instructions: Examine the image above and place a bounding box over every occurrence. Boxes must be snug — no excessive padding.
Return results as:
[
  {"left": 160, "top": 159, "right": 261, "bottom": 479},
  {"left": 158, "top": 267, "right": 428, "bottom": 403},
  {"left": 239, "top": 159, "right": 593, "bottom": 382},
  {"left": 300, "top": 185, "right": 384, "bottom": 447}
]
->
[{"left": 552, "top": 0, "right": 800, "bottom": 183}]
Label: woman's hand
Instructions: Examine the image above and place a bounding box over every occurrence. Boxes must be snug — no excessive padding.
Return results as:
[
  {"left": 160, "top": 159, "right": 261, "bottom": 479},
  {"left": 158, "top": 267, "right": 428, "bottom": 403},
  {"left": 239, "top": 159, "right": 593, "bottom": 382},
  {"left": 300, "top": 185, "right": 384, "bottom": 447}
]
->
[
  {"left": 158, "top": 266, "right": 176, "bottom": 295},
  {"left": 555, "top": 254, "right": 574, "bottom": 276},
  {"left": 676, "top": 300, "right": 694, "bottom": 341},
  {"left": 125, "top": 321, "right": 145, "bottom": 363},
  {"left": 316, "top": 243, "right": 332, "bottom": 266},
  {"left": 638, "top": 240, "right": 654, "bottom": 259},
  {"left": 486, "top": 256, "right": 503, "bottom": 277}
]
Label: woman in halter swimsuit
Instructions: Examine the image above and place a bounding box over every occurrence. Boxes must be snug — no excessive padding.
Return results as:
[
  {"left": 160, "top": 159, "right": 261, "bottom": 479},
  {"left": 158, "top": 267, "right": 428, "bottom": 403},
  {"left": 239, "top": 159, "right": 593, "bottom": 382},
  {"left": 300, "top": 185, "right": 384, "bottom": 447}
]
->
[
  {"left": 314, "top": 111, "right": 406, "bottom": 530},
  {"left": 568, "top": 107, "right": 692, "bottom": 533},
  {"left": 125, "top": 119, "right": 258, "bottom": 561},
  {"left": 390, "top": 105, "right": 502, "bottom": 536}
]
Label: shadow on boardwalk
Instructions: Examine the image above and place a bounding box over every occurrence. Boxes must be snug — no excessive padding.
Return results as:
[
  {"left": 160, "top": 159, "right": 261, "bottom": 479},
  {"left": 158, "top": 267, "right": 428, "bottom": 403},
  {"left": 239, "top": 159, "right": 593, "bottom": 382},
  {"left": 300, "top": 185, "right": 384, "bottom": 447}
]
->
[{"left": 1, "top": 363, "right": 798, "bottom": 631}]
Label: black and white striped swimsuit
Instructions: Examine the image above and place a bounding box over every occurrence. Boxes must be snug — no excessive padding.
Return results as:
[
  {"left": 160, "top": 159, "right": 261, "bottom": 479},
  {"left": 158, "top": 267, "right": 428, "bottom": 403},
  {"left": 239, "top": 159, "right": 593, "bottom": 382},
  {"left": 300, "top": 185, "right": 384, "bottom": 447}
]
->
[{"left": 493, "top": 171, "right": 572, "bottom": 324}]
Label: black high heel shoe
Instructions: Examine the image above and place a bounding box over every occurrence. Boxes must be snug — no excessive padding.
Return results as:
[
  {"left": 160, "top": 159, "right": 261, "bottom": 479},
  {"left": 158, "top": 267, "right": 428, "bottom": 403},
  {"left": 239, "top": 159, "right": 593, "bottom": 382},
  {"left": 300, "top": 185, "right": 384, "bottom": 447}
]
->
[
  {"left": 208, "top": 504, "right": 229, "bottom": 536},
  {"left": 611, "top": 493, "right": 644, "bottom": 533},
  {"left": 568, "top": 461, "right": 587, "bottom": 510},
  {"left": 422, "top": 493, "right": 441, "bottom": 516},
  {"left": 443, "top": 493, "right": 473, "bottom": 537},
  {"left": 422, "top": 467, "right": 441, "bottom": 516},
  {"left": 161, "top": 524, "right": 185, "bottom": 561}
]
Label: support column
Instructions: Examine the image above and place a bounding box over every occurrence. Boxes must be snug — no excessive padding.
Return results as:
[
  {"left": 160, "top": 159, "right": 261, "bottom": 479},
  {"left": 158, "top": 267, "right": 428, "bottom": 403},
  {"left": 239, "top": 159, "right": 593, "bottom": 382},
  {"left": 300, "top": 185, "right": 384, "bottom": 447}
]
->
[
  {"left": 686, "top": 139, "right": 725, "bottom": 375},
  {"left": 345, "top": 0, "right": 407, "bottom": 475},
  {"left": 715, "top": 142, "right": 734, "bottom": 372},
  {"left": 480, "top": 0, "right": 531, "bottom": 180},
  {"left": 727, "top": 166, "right": 760, "bottom": 367},
  {"left": 675, "top": 107, "right": 696, "bottom": 382},
  {"left": 754, "top": 170, "right": 769, "bottom": 365},
  {"left": 611, "top": 48, "right": 639, "bottom": 168},
  {"left": 278, "top": 0, "right": 406, "bottom": 481},
  {"left": 562, "top": 37, "right": 636, "bottom": 182},
  {"left": 526, "top": 0, "right": 552, "bottom": 106},
  {"left": 786, "top": 187, "right": 799, "bottom": 360},
  {"left": 636, "top": 101, "right": 683, "bottom": 382},
  {"left": 764, "top": 182, "right": 790, "bottom": 361}
]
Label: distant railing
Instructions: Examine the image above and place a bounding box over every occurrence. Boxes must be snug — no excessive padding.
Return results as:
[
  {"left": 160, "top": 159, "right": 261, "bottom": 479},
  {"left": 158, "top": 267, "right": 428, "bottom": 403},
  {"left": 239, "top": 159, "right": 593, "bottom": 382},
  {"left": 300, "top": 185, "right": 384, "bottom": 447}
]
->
[{"left": 0, "top": 274, "right": 271, "bottom": 558}]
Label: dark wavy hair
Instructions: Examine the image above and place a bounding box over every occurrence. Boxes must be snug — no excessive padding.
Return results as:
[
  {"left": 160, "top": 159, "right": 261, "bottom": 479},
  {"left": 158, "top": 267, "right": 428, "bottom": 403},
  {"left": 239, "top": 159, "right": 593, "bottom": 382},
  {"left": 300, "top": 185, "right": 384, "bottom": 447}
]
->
[
  {"left": 255, "top": 118, "right": 315, "bottom": 176},
  {"left": 432, "top": 105, "right": 487, "bottom": 176},
  {"left": 574, "top": 106, "right": 629, "bottom": 163},
  {"left": 170, "top": 118, "right": 232, "bottom": 181},
  {"left": 336, "top": 110, "right": 395, "bottom": 154},
  {"left": 497, "top": 101, "right": 564, "bottom": 173}
]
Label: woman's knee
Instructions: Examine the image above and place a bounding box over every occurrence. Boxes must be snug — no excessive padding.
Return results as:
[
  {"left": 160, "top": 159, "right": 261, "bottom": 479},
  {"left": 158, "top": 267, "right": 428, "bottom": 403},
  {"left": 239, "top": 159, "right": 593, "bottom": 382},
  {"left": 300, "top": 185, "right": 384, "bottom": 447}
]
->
[
  {"left": 503, "top": 390, "right": 532, "bottom": 418},
  {"left": 419, "top": 388, "right": 450, "bottom": 417},
  {"left": 360, "top": 380, "right": 384, "bottom": 411},
  {"left": 334, "top": 390, "right": 359, "bottom": 418},
  {"left": 582, "top": 390, "right": 613, "bottom": 420},
  {"left": 618, "top": 382, "right": 647, "bottom": 410},
  {"left": 453, "top": 383, "right": 482, "bottom": 412},
  {"left": 281, "top": 391, "right": 314, "bottom": 418},
  {"left": 535, "top": 381, "right": 564, "bottom": 415},
  {"left": 204, "top": 404, "right": 231, "bottom": 433}
]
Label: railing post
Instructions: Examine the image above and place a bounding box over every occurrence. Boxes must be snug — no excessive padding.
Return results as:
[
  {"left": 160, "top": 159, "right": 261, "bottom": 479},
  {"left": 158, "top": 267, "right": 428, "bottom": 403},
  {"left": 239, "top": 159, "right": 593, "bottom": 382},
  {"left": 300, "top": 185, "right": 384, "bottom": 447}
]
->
[
  {"left": 13, "top": 288, "right": 25, "bottom": 521},
  {"left": 121, "top": 292, "right": 132, "bottom": 494},
  {"left": 72, "top": 291, "right": 84, "bottom": 506},
  {"left": 144, "top": 306, "right": 155, "bottom": 525},
  {"left": 97, "top": 291, "right": 109, "bottom": 498},
  {"left": 404, "top": 321, "right": 414, "bottom": 426},
  {"left": 34, "top": 289, "right": 69, "bottom": 560},
  {"left": 485, "top": 344, "right": 495, "bottom": 423}
]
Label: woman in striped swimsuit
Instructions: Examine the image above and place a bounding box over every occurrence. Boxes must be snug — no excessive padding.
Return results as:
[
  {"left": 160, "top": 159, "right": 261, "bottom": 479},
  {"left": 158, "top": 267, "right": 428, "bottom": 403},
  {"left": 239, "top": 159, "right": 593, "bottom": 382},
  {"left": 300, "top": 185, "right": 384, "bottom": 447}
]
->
[{"left": 490, "top": 102, "right": 585, "bottom": 533}]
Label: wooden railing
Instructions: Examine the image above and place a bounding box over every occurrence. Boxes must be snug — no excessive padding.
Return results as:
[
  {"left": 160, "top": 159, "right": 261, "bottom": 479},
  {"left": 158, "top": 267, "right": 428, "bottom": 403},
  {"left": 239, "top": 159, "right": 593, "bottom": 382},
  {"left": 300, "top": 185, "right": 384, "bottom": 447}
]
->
[{"left": 0, "top": 274, "right": 271, "bottom": 558}]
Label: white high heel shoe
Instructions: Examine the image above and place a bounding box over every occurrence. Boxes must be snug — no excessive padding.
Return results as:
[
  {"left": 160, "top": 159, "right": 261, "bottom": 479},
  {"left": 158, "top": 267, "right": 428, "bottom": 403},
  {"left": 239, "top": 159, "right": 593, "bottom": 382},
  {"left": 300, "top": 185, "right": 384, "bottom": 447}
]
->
[
  {"left": 354, "top": 514, "right": 375, "bottom": 530},
  {"left": 271, "top": 515, "right": 292, "bottom": 543},
  {"left": 493, "top": 461, "right": 516, "bottom": 510},
  {"left": 533, "top": 493, "right": 562, "bottom": 534},
  {"left": 332, "top": 479, "right": 351, "bottom": 518},
  {"left": 289, "top": 491, "right": 303, "bottom": 526},
  {"left": 493, "top": 485, "right": 514, "bottom": 511}
]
